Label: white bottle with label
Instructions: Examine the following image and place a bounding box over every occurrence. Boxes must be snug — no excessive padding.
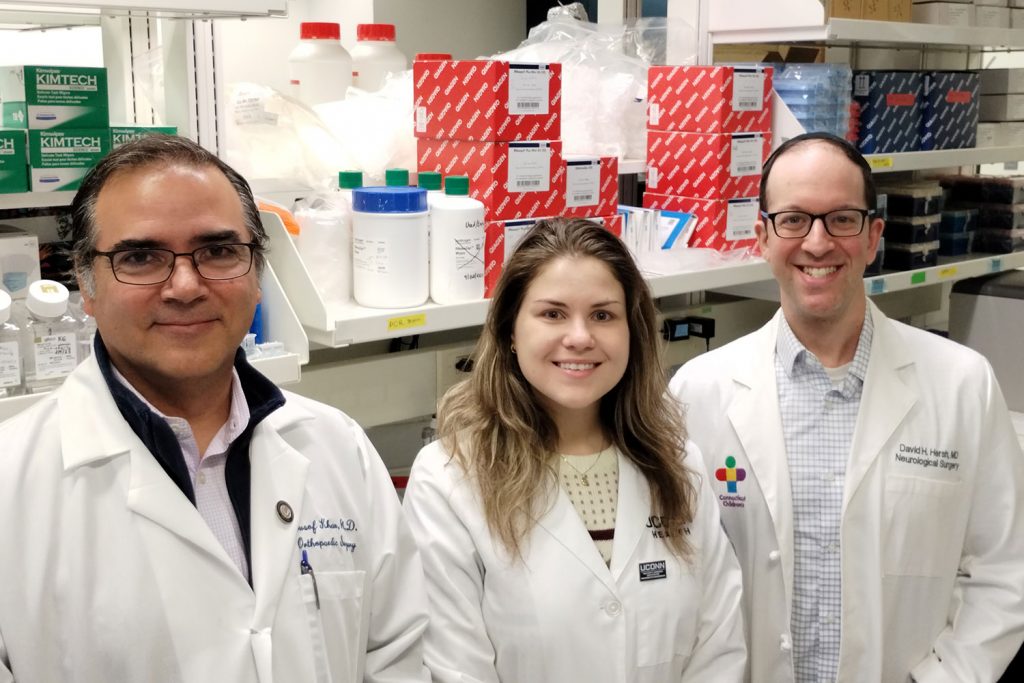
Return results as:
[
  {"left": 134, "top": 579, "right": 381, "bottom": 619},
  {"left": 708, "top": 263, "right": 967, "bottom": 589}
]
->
[
  {"left": 287, "top": 22, "right": 353, "bottom": 107},
  {"left": 68, "top": 293, "right": 97, "bottom": 363},
  {"left": 430, "top": 175, "right": 485, "bottom": 305},
  {"left": 351, "top": 186, "right": 429, "bottom": 308},
  {"left": 0, "top": 290, "right": 24, "bottom": 397},
  {"left": 351, "top": 24, "right": 407, "bottom": 92},
  {"left": 22, "top": 280, "right": 81, "bottom": 394}
]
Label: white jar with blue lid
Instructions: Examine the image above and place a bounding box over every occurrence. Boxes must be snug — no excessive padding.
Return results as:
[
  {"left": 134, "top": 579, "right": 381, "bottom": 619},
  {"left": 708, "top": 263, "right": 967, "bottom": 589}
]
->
[{"left": 352, "top": 186, "right": 429, "bottom": 308}]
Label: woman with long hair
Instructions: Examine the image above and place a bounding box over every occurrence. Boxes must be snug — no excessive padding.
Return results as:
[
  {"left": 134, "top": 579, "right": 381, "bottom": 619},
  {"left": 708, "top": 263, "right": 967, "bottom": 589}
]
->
[{"left": 403, "top": 217, "right": 745, "bottom": 682}]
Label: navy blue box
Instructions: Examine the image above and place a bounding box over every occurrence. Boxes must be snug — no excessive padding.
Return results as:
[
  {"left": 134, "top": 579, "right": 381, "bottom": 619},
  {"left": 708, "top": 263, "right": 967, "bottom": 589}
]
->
[
  {"left": 853, "top": 71, "right": 923, "bottom": 154},
  {"left": 941, "top": 209, "right": 976, "bottom": 235},
  {"left": 885, "top": 215, "right": 940, "bottom": 244},
  {"left": 885, "top": 240, "right": 940, "bottom": 270},
  {"left": 921, "top": 72, "right": 979, "bottom": 151},
  {"left": 939, "top": 233, "right": 972, "bottom": 256}
]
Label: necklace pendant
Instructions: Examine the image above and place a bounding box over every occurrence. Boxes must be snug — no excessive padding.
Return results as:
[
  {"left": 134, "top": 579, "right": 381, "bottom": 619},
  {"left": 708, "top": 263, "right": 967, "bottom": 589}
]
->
[{"left": 581, "top": 474, "right": 590, "bottom": 486}]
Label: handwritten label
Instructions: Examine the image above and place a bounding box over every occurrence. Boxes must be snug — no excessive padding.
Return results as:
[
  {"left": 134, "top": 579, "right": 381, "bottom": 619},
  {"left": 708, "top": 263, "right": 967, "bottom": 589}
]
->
[
  {"left": 387, "top": 313, "right": 426, "bottom": 332},
  {"left": 33, "top": 333, "right": 77, "bottom": 380},
  {"left": 868, "top": 156, "right": 894, "bottom": 170},
  {"left": 938, "top": 266, "right": 958, "bottom": 279}
]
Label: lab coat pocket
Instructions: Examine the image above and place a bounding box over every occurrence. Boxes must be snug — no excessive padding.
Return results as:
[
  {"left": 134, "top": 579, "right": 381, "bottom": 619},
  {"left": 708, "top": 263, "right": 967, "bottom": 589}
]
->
[
  {"left": 301, "top": 569, "right": 367, "bottom": 683},
  {"left": 634, "top": 560, "right": 697, "bottom": 674},
  {"left": 883, "top": 476, "right": 960, "bottom": 577}
]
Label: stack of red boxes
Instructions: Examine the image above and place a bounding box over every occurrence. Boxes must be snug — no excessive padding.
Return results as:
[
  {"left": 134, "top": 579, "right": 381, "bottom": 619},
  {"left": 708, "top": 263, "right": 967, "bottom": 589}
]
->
[
  {"left": 643, "top": 65, "right": 773, "bottom": 251},
  {"left": 414, "top": 58, "right": 564, "bottom": 297}
]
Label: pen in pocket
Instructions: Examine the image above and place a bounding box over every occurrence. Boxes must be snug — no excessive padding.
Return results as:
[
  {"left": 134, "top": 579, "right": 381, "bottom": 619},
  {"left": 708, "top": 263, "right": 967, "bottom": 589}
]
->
[{"left": 300, "top": 549, "right": 320, "bottom": 609}]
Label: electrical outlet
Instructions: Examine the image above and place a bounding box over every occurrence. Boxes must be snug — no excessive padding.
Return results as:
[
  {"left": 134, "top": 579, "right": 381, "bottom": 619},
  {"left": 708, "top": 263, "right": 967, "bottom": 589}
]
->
[{"left": 436, "top": 343, "right": 477, "bottom": 399}]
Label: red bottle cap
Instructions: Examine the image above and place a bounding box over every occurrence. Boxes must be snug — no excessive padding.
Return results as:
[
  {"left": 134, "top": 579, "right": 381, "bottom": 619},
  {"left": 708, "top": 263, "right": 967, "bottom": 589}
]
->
[
  {"left": 357, "top": 23, "right": 396, "bottom": 42},
  {"left": 300, "top": 22, "right": 340, "bottom": 41},
  {"left": 415, "top": 52, "right": 452, "bottom": 61}
]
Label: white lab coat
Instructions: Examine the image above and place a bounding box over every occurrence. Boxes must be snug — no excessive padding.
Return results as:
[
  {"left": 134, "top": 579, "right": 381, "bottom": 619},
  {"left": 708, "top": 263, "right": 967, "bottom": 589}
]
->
[
  {"left": 669, "top": 302, "right": 1024, "bottom": 683},
  {"left": 402, "top": 440, "right": 747, "bottom": 683},
  {"left": 0, "top": 355, "right": 430, "bottom": 683}
]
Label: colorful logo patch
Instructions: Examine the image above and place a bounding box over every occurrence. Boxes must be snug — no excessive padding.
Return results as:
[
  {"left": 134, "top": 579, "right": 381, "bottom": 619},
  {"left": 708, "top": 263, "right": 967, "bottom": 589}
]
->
[{"left": 716, "top": 456, "right": 746, "bottom": 493}]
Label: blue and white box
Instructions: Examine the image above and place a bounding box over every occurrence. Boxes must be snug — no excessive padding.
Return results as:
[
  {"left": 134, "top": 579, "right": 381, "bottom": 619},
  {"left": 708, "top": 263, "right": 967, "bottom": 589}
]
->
[
  {"left": 921, "top": 71, "right": 979, "bottom": 151},
  {"left": 853, "top": 71, "right": 923, "bottom": 154}
]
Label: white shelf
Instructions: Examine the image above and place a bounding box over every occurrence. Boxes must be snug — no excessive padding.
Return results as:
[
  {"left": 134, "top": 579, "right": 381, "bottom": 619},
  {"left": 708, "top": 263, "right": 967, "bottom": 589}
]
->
[
  {"left": 715, "top": 251, "right": 1024, "bottom": 301},
  {"left": 0, "top": 191, "right": 76, "bottom": 211},
  {"left": 0, "top": 1, "right": 285, "bottom": 20},
  {"left": 619, "top": 159, "right": 646, "bottom": 175},
  {"left": 711, "top": 18, "right": 1024, "bottom": 49},
  {"left": 866, "top": 147, "right": 1024, "bottom": 174}
]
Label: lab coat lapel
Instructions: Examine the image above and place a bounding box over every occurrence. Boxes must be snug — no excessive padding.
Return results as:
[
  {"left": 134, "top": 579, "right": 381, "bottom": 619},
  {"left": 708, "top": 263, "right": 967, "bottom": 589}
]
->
[
  {"left": 534, "top": 479, "right": 617, "bottom": 594},
  {"left": 609, "top": 454, "right": 650, "bottom": 583},
  {"left": 248, "top": 409, "right": 311, "bottom": 629},
  {"left": 58, "top": 358, "right": 239, "bottom": 572},
  {"left": 844, "top": 303, "right": 917, "bottom": 508},
  {"left": 726, "top": 313, "right": 795, "bottom": 602}
]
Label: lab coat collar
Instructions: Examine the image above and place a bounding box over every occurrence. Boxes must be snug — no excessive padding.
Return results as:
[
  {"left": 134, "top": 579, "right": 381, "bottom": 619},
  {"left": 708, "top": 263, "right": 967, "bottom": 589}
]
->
[
  {"left": 726, "top": 310, "right": 795, "bottom": 606},
  {"left": 843, "top": 301, "right": 918, "bottom": 509}
]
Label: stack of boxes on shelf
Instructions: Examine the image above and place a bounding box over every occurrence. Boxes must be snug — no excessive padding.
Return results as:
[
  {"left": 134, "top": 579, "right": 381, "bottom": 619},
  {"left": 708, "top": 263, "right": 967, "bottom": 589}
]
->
[
  {"left": 979, "top": 68, "right": 1024, "bottom": 146},
  {"left": 828, "top": 0, "right": 912, "bottom": 21},
  {"left": 852, "top": 69, "right": 979, "bottom": 153},
  {"left": 877, "top": 181, "right": 942, "bottom": 269},
  {"left": 642, "top": 65, "right": 773, "bottom": 252},
  {"left": 0, "top": 65, "right": 176, "bottom": 194},
  {"left": 412, "top": 58, "right": 622, "bottom": 296},
  {"left": 912, "top": 0, "right": 1015, "bottom": 27},
  {"left": 942, "top": 175, "right": 1024, "bottom": 253}
]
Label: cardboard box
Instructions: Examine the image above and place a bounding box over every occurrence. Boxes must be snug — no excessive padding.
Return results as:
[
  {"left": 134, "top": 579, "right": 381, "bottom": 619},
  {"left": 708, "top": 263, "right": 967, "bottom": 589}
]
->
[
  {"left": 976, "top": 121, "right": 999, "bottom": 146},
  {"left": 0, "top": 66, "right": 108, "bottom": 130},
  {"left": 975, "top": 4, "right": 1010, "bottom": 25},
  {"left": 863, "top": 0, "right": 889, "bottom": 19},
  {"left": 641, "top": 191, "right": 760, "bottom": 252},
  {"left": 0, "top": 129, "right": 28, "bottom": 194},
  {"left": 921, "top": 71, "right": 979, "bottom": 150},
  {"left": 977, "top": 120, "right": 1024, "bottom": 145},
  {"left": 1012, "top": 7, "right": 1024, "bottom": 25},
  {"left": 980, "top": 94, "right": 1024, "bottom": 120},
  {"left": 828, "top": 0, "right": 864, "bottom": 18},
  {"left": 647, "top": 65, "right": 773, "bottom": 134},
  {"left": 0, "top": 226, "right": 40, "bottom": 299},
  {"left": 110, "top": 125, "right": 178, "bottom": 148},
  {"left": 413, "top": 60, "right": 561, "bottom": 141},
  {"left": 980, "top": 68, "right": 1024, "bottom": 94},
  {"left": 912, "top": 1, "right": 974, "bottom": 24},
  {"left": 853, "top": 71, "right": 923, "bottom": 153},
  {"left": 890, "top": 0, "right": 914, "bottom": 21},
  {"left": 973, "top": 0, "right": 1009, "bottom": 6},
  {"left": 418, "top": 138, "right": 564, "bottom": 222},
  {"left": 561, "top": 156, "right": 618, "bottom": 218},
  {"left": 646, "top": 130, "right": 770, "bottom": 199},
  {"left": 28, "top": 128, "right": 111, "bottom": 192}
]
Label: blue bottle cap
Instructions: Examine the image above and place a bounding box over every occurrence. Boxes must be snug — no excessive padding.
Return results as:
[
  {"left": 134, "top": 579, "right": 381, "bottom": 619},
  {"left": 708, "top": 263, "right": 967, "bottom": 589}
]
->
[{"left": 352, "top": 186, "right": 428, "bottom": 214}]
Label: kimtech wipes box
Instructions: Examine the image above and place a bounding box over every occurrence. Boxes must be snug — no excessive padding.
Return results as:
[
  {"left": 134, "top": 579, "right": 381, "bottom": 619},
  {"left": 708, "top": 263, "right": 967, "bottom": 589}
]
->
[
  {"left": 110, "top": 125, "right": 177, "bottom": 148},
  {"left": 0, "top": 130, "right": 28, "bottom": 194},
  {"left": 1, "top": 66, "right": 108, "bottom": 130},
  {"left": 28, "top": 129, "right": 111, "bottom": 192}
]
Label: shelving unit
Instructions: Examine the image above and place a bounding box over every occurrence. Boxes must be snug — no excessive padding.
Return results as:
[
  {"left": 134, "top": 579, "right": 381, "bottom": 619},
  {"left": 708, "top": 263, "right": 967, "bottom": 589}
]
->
[
  {"left": 0, "top": 192, "right": 76, "bottom": 211},
  {"left": 865, "top": 147, "right": 1024, "bottom": 174}
]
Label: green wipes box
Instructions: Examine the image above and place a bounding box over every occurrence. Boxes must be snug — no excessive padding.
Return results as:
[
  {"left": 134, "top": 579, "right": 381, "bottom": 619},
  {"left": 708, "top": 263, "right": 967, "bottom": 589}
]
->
[
  {"left": 29, "top": 129, "right": 111, "bottom": 192},
  {"left": 110, "top": 125, "right": 177, "bottom": 148},
  {"left": 1, "top": 66, "right": 109, "bottom": 130},
  {"left": 0, "top": 130, "right": 28, "bottom": 194}
]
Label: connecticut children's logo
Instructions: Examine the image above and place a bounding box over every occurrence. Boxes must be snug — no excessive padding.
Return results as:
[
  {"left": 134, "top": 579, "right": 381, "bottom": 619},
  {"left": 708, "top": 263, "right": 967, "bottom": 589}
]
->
[{"left": 716, "top": 456, "right": 746, "bottom": 493}]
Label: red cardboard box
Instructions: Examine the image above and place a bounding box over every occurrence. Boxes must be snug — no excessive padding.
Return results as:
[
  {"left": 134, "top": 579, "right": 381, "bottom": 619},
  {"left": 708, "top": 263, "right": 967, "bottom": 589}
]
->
[
  {"left": 414, "top": 60, "right": 561, "bottom": 141},
  {"left": 642, "top": 191, "right": 759, "bottom": 252},
  {"left": 648, "top": 65, "right": 772, "bottom": 134},
  {"left": 562, "top": 156, "right": 619, "bottom": 218},
  {"left": 418, "top": 138, "right": 565, "bottom": 222},
  {"left": 647, "top": 131, "right": 770, "bottom": 199},
  {"left": 484, "top": 213, "right": 624, "bottom": 296}
]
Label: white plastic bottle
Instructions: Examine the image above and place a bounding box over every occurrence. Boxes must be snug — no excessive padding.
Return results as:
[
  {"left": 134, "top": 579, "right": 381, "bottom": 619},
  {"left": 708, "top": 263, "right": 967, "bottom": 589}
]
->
[
  {"left": 0, "top": 290, "right": 24, "bottom": 397},
  {"left": 296, "top": 170, "right": 362, "bottom": 306},
  {"left": 351, "top": 186, "right": 429, "bottom": 308},
  {"left": 22, "top": 280, "right": 82, "bottom": 394},
  {"left": 288, "top": 22, "right": 353, "bottom": 107},
  {"left": 430, "top": 175, "right": 485, "bottom": 304},
  {"left": 67, "top": 293, "right": 97, "bottom": 363},
  {"left": 351, "top": 23, "right": 407, "bottom": 92}
]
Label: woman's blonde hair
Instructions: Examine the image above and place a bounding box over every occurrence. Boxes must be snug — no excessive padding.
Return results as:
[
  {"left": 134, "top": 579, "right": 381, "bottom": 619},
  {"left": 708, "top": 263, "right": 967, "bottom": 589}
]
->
[{"left": 438, "top": 217, "right": 696, "bottom": 559}]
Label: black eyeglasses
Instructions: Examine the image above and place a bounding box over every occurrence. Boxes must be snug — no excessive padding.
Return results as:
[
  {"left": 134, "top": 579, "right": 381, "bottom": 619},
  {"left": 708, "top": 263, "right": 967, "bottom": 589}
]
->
[
  {"left": 93, "top": 243, "right": 257, "bottom": 285},
  {"left": 761, "top": 209, "right": 874, "bottom": 239}
]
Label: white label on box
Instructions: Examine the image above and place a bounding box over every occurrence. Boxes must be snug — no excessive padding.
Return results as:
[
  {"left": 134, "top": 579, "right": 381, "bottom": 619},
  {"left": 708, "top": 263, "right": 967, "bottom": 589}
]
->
[
  {"left": 0, "top": 340, "right": 20, "bottom": 388},
  {"left": 508, "top": 144, "right": 551, "bottom": 193},
  {"left": 732, "top": 70, "right": 764, "bottom": 111},
  {"left": 454, "top": 235, "right": 485, "bottom": 275},
  {"left": 353, "top": 237, "right": 391, "bottom": 275},
  {"left": 33, "top": 333, "right": 76, "bottom": 380},
  {"left": 731, "top": 135, "right": 762, "bottom": 176},
  {"left": 726, "top": 198, "right": 759, "bottom": 241},
  {"left": 509, "top": 65, "right": 549, "bottom": 116},
  {"left": 415, "top": 106, "right": 427, "bottom": 133},
  {"left": 504, "top": 221, "right": 537, "bottom": 262},
  {"left": 853, "top": 73, "right": 871, "bottom": 98},
  {"left": 649, "top": 102, "right": 661, "bottom": 126},
  {"left": 565, "top": 161, "right": 600, "bottom": 208}
]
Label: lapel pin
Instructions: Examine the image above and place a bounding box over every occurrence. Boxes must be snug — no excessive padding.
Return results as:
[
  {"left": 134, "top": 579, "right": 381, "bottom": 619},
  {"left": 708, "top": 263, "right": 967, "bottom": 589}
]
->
[{"left": 276, "top": 500, "right": 294, "bottom": 524}]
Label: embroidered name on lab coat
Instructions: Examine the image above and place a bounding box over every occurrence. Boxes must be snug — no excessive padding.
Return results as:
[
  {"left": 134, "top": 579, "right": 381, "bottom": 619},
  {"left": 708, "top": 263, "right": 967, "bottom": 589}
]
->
[{"left": 639, "top": 560, "right": 667, "bottom": 582}]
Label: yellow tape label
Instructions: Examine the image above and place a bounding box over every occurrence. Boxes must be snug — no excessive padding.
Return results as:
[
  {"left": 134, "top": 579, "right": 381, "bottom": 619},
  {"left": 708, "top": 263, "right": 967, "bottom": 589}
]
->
[
  {"left": 938, "top": 267, "right": 958, "bottom": 279},
  {"left": 868, "top": 156, "right": 894, "bottom": 169},
  {"left": 387, "top": 313, "right": 427, "bottom": 332}
]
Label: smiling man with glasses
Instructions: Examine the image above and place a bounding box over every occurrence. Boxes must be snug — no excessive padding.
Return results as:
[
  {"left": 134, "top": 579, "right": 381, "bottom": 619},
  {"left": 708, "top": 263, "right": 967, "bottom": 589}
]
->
[
  {"left": 0, "top": 135, "right": 430, "bottom": 682},
  {"left": 670, "top": 132, "right": 1024, "bottom": 683}
]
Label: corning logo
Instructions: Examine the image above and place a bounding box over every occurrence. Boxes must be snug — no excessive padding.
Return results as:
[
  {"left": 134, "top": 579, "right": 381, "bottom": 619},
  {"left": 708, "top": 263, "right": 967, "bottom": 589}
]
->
[{"left": 716, "top": 456, "right": 746, "bottom": 493}]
